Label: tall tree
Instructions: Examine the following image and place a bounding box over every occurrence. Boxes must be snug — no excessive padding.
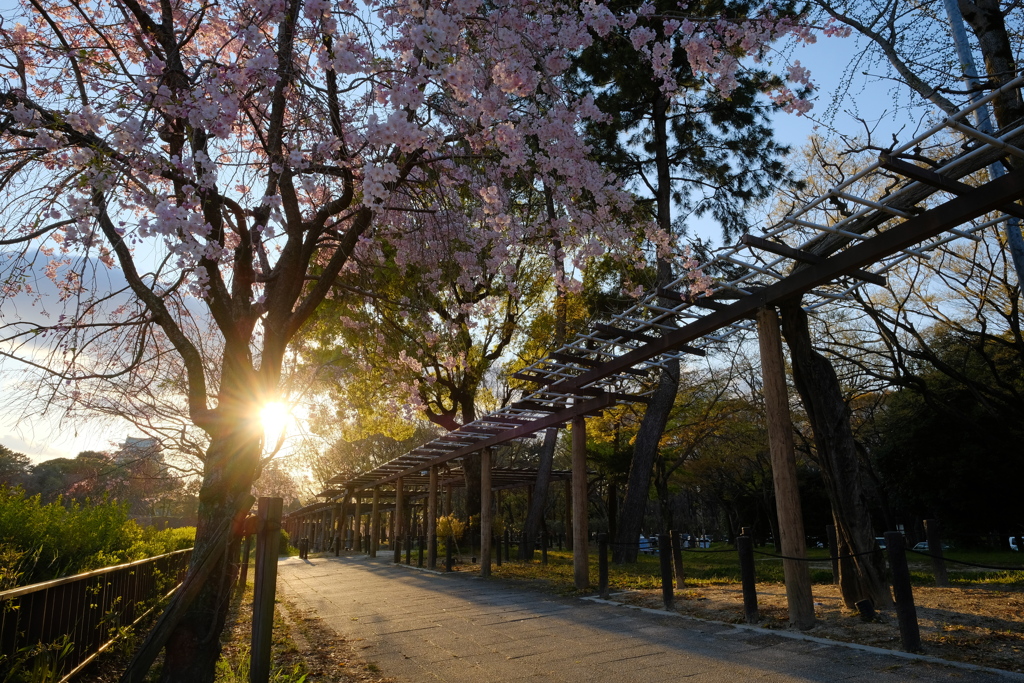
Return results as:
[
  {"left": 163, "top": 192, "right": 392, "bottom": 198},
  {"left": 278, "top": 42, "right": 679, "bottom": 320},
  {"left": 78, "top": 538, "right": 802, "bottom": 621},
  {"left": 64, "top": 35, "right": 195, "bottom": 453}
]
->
[
  {"left": 568, "top": 0, "right": 804, "bottom": 563},
  {"left": 0, "top": 445, "right": 30, "bottom": 488},
  {"left": 0, "top": 2, "right": 667, "bottom": 678},
  {"left": 773, "top": 1, "right": 1023, "bottom": 607}
]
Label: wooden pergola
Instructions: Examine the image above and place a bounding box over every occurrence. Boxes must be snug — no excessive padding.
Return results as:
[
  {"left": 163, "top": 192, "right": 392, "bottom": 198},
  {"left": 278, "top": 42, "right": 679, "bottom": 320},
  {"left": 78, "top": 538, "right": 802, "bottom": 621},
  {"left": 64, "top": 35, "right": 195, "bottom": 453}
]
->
[{"left": 285, "top": 75, "right": 1024, "bottom": 623}]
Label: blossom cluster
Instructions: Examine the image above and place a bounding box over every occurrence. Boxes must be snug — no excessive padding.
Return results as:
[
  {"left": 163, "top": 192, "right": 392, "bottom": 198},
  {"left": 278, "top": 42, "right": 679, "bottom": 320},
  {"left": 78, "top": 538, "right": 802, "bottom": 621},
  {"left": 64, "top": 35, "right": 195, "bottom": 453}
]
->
[{"left": 0, "top": 0, "right": 824, "bottom": 417}]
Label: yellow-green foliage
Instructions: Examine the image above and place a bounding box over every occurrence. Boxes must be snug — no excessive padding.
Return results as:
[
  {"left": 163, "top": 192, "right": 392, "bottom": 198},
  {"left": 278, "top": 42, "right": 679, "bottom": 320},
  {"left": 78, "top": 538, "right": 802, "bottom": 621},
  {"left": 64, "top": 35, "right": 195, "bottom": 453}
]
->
[
  {"left": 436, "top": 514, "right": 465, "bottom": 540},
  {"left": 0, "top": 487, "right": 195, "bottom": 589}
]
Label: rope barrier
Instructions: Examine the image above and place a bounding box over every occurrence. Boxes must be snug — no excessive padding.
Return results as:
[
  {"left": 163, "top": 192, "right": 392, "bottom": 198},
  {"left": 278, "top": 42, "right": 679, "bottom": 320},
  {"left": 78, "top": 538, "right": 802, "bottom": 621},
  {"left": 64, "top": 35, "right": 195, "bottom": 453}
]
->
[
  {"left": 906, "top": 548, "right": 1024, "bottom": 571},
  {"left": 751, "top": 548, "right": 881, "bottom": 562},
  {"left": 605, "top": 540, "right": 733, "bottom": 553}
]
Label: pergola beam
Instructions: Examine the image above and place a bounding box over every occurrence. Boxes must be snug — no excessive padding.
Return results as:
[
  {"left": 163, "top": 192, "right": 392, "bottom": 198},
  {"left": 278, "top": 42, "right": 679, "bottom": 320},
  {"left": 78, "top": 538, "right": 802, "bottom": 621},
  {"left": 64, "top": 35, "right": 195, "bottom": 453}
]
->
[
  {"left": 542, "top": 165, "right": 1024, "bottom": 397},
  {"left": 370, "top": 393, "right": 614, "bottom": 486}
]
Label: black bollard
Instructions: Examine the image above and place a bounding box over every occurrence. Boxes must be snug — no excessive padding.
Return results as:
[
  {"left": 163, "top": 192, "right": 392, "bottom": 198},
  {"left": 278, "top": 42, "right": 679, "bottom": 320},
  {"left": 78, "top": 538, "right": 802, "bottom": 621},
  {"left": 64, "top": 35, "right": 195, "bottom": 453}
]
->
[
  {"left": 541, "top": 530, "right": 548, "bottom": 566},
  {"left": 671, "top": 529, "right": 685, "bottom": 589},
  {"left": 418, "top": 535, "right": 424, "bottom": 568},
  {"left": 445, "top": 536, "right": 454, "bottom": 572},
  {"left": 923, "top": 519, "right": 949, "bottom": 587},
  {"left": 737, "top": 534, "right": 758, "bottom": 624},
  {"left": 885, "top": 531, "right": 922, "bottom": 652},
  {"left": 495, "top": 534, "right": 502, "bottom": 567},
  {"left": 598, "top": 533, "right": 609, "bottom": 599},
  {"left": 659, "top": 533, "right": 674, "bottom": 611}
]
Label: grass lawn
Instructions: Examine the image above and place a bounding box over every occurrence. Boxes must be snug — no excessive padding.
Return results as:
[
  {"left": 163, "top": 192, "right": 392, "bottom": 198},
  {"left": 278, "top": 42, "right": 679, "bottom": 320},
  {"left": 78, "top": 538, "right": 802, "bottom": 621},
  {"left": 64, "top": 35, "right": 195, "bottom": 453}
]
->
[{"left": 473, "top": 543, "right": 1024, "bottom": 594}]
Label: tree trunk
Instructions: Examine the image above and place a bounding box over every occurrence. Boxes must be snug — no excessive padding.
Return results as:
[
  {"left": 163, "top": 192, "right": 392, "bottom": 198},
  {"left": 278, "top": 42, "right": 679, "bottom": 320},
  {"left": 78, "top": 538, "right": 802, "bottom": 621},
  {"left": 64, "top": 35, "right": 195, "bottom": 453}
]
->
[
  {"left": 958, "top": 0, "right": 1024, "bottom": 127},
  {"left": 521, "top": 428, "right": 558, "bottom": 560},
  {"left": 161, "top": 427, "right": 261, "bottom": 682},
  {"left": 612, "top": 88, "right": 680, "bottom": 565},
  {"left": 779, "top": 301, "right": 892, "bottom": 609},
  {"left": 613, "top": 359, "right": 679, "bottom": 563},
  {"left": 460, "top": 401, "right": 481, "bottom": 520},
  {"left": 521, "top": 187, "right": 568, "bottom": 560}
]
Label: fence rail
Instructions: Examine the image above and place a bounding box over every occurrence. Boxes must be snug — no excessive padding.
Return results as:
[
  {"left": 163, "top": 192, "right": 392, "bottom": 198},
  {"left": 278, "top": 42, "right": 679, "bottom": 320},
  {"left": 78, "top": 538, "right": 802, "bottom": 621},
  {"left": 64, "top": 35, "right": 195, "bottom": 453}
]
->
[{"left": 0, "top": 548, "right": 192, "bottom": 682}]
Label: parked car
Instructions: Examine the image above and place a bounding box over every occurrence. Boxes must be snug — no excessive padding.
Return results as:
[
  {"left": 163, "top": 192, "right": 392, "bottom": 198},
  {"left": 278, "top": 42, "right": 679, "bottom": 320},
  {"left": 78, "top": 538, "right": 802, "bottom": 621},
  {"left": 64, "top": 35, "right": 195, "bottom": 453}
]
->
[
  {"left": 638, "top": 535, "right": 658, "bottom": 555},
  {"left": 912, "top": 541, "right": 952, "bottom": 551},
  {"left": 1010, "top": 536, "right": 1020, "bottom": 552}
]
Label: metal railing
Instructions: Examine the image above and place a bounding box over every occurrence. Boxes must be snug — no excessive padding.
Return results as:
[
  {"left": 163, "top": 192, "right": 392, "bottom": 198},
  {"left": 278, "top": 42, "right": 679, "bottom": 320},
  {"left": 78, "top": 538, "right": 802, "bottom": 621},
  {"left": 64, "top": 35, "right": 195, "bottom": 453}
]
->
[{"left": 0, "top": 548, "right": 192, "bottom": 681}]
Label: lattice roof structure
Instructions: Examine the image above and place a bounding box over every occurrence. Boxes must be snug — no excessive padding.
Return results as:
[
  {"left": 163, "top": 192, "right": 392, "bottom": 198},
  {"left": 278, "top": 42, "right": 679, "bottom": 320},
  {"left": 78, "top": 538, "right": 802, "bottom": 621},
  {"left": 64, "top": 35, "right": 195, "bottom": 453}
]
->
[{"left": 322, "top": 74, "right": 1024, "bottom": 498}]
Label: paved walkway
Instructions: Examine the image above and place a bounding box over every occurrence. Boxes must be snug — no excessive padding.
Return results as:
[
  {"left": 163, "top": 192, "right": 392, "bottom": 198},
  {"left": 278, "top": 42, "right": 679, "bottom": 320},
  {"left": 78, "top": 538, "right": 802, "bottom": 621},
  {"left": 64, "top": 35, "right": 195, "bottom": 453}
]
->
[{"left": 278, "top": 555, "right": 1019, "bottom": 682}]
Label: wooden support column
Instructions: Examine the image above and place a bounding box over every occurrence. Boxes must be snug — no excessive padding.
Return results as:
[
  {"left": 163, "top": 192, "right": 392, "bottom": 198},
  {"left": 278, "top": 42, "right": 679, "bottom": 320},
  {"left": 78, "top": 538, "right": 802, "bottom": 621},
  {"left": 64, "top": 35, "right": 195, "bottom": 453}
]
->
[
  {"left": 564, "top": 480, "right": 573, "bottom": 551},
  {"left": 341, "top": 498, "right": 348, "bottom": 548},
  {"left": 353, "top": 493, "right": 362, "bottom": 552},
  {"left": 370, "top": 486, "right": 381, "bottom": 557},
  {"left": 444, "top": 484, "right": 452, "bottom": 517},
  {"left": 394, "top": 477, "right": 405, "bottom": 563},
  {"left": 480, "top": 448, "right": 493, "bottom": 577},
  {"left": 427, "top": 466, "right": 439, "bottom": 568},
  {"left": 756, "top": 306, "right": 815, "bottom": 630},
  {"left": 319, "top": 510, "right": 327, "bottom": 550},
  {"left": 572, "top": 415, "right": 589, "bottom": 589}
]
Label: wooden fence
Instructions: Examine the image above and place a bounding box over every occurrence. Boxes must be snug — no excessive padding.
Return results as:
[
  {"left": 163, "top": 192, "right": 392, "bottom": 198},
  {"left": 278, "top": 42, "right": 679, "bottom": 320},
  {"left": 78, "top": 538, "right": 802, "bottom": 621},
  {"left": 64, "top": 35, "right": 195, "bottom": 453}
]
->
[{"left": 0, "top": 548, "right": 192, "bottom": 681}]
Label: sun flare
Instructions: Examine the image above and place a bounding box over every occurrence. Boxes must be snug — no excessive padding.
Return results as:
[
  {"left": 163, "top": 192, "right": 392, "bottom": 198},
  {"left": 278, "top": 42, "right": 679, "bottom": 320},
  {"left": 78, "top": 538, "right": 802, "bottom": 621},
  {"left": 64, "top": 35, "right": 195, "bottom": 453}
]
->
[{"left": 259, "top": 400, "right": 291, "bottom": 442}]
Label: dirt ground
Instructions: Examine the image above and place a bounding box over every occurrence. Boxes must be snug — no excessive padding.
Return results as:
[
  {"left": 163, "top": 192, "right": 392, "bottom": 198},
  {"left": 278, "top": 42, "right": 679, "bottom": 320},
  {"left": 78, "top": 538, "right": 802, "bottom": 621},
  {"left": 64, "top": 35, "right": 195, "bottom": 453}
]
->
[
  {"left": 617, "top": 581, "right": 1024, "bottom": 674},
  {"left": 274, "top": 601, "right": 397, "bottom": 683}
]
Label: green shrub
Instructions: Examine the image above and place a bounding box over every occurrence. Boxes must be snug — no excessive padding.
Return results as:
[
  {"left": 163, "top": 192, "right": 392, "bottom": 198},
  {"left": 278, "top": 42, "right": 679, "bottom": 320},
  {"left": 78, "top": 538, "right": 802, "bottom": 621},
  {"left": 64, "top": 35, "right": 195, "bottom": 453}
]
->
[
  {"left": 279, "top": 529, "right": 291, "bottom": 555},
  {"left": 0, "top": 487, "right": 194, "bottom": 588}
]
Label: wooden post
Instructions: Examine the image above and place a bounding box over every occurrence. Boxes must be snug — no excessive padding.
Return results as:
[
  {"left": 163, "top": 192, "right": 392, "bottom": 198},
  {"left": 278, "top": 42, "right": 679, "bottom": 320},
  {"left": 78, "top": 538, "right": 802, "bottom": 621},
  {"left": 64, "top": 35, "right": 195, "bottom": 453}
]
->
[
  {"left": 598, "top": 533, "right": 609, "bottom": 599},
  {"left": 318, "top": 510, "right": 326, "bottom": 551},
  {"left": 353, "top": 493, "right": 362, "bottom": 553},
  {"left": 405, "top": 503, "right": 413, "bottom": 564},
  {"left": 659, "top": 533, "right": 674, "bottom": 610},
  {"left": 427, "top": 466, "right": 438, "bottom": 569},
  {"left": 251, "top": 497, "right": 283, "bottom": 683},
  {"left": 564, "top": 479, "right": 573, "bottom": 552},
  {"left": 236, "top": 534, "right": 252, "bottom": 594},
  {"left": 370, "top": 486, "right": 380, "bottom": 558},
  {"left": 480, "top": 448, "right": 493, "bottom": 577},
  {"left": 394, "top": 478, "right": 405, "bottom": 564},
  {"left": 885, "top": 531, "right": 922, "bottom": 651},
  {"left": 337, "top": 501, "right": 345, "bottom": 553},
  {"left": 671, "top": 529, "right": 685, "bottom": 589},
  {"left": 444, "top": 484, "right": 452, "bottom": 516},
  {"left": 756, "top": 306, "right": 816, "bottom": 630},
  {"left": 827, "top": 524, "right": 840, "bottom": 585},
  {"left": 572, "top": 415, "right": 589, "bottom": 589},
  {"left": 923, "top": 519, "right": 949, "bottom": 587},
  {"left": 737, "top": 533, "right": 759, "bottom": 624}
]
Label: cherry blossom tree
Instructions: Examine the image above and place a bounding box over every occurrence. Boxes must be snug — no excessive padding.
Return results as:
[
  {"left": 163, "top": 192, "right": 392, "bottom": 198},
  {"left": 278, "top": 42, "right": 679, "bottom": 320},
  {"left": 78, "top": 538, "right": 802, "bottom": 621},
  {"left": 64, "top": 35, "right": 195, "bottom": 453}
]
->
[{"left": 0, "top": 0, "right": 812, "bottom": 678}]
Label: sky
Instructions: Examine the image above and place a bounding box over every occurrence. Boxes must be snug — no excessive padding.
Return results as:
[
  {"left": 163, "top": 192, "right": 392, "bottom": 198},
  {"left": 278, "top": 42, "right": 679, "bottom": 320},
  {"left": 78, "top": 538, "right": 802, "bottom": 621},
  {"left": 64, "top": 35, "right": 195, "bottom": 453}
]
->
[{"left": 0, "top": 29, "right": 943, "bottom": 464}]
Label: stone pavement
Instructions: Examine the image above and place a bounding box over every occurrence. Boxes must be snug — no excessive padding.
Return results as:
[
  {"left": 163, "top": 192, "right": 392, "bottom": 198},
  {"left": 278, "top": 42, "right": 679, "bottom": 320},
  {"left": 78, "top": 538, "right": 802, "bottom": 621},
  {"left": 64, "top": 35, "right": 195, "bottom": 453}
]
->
[{"left": 277, "top": 554, "right": 1019, "bottom": 682}]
